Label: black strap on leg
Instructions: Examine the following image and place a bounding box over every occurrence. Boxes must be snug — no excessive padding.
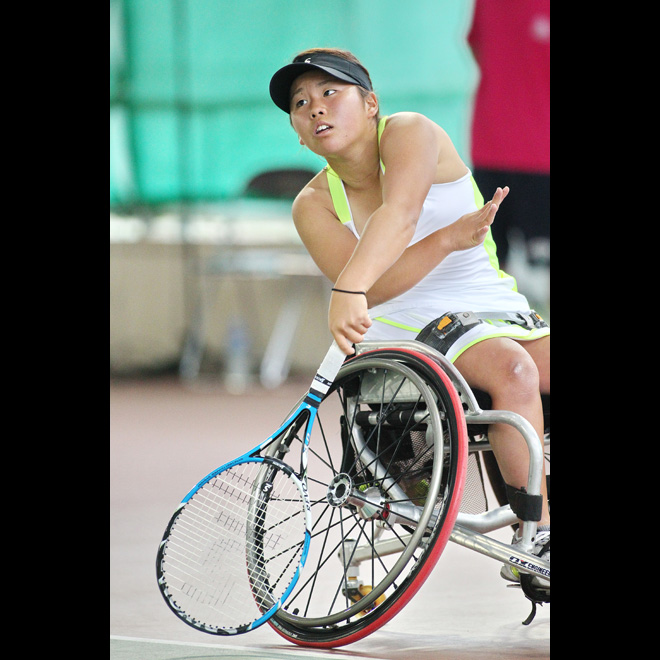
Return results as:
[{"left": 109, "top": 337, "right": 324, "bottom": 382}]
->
[{"left": 505, "top": 484, "right": 543, "bottom": 522}]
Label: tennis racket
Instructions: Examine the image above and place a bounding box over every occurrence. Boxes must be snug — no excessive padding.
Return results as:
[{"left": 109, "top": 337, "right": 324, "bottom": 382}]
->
[{"left": 156, "top": 341, "right": 346, "bottom": 636}]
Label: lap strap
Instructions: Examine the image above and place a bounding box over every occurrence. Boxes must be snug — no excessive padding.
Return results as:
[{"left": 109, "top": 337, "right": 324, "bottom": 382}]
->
[{"left": 415, "top": 310, "right": 547, "bottom": 356}]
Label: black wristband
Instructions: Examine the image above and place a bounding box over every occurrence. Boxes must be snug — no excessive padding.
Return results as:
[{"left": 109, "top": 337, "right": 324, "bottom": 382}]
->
[{"left": 331, "top": 288, "right": 367, "bottom": 297}]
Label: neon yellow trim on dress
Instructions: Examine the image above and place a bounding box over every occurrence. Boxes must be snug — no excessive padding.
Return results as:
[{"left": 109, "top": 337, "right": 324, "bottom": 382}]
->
[
  {"left": 373, "top": 316, "right": 422, "bottom": 333},
  {"left": 326, "top": 167, "right": 352, "bottom": 225},
  {"left": 470, "top": 175, "right": 485, "bottom": 208},
  {"left": 326, "top": 116, "right": 388, "bottom": 224},
  {"left": 377, "top": 116, "right": 387, "bottom": 172},
  {"left": 451, "top": 326, "right": 550, "bottom": 363},
  {"left": 471, "top": 175, "right": 517, "bottom": 290}
]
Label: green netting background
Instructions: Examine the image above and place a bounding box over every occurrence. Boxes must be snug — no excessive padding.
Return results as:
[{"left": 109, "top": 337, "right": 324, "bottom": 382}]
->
[{"left": 110, "top": 0, "right": 477, "bottom": 207}]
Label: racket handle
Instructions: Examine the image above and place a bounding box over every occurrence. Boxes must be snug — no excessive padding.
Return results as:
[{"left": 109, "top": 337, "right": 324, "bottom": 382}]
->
[{"left": 311, "top": 341, "right": 347, "bottom": 396}]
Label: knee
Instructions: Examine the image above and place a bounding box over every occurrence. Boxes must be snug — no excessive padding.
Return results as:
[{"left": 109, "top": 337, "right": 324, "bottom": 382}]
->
[{"left": 493, "top": 353, "right": 540, "bottom": 404}]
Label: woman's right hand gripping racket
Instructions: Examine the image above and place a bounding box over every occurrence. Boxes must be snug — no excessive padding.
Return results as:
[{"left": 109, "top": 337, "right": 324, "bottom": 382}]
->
[{"left": 156, "top": 341, "right": 346, "bottom": 636}]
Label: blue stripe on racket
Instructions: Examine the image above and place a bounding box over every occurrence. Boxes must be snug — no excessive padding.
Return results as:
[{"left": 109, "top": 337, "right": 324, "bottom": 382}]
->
[{"left": 156, "top": 342, "right": 346, "bottom": 635}]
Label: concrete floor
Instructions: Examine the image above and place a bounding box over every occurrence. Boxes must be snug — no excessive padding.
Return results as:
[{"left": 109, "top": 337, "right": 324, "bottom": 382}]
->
[{"left": 110, "top": 375, "right": 549, "bottom": 660}]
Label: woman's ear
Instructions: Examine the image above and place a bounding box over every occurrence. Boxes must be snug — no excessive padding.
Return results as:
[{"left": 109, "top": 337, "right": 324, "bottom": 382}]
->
[
  {"left": 298, "top": 135, "right": 305, "bottom": 146},
  {"left": 366, "top": 91, "right": 379, "bottom": 118}
]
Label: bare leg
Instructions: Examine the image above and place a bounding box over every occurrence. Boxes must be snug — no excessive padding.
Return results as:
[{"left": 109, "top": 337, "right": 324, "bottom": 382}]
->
[{"left": 453, "top": 336, "right": 550, "bottom": 526}]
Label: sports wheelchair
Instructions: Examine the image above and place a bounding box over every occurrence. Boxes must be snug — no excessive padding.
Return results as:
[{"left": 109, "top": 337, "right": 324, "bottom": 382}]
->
[{"left": 266, "top": 339, "right": 550, "bottom": 648}]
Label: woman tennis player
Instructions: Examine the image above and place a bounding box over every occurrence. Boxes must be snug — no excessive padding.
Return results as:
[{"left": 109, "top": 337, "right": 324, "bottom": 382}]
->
[{"left": 269, "top": 48, "right": 550, "bottom": 582}]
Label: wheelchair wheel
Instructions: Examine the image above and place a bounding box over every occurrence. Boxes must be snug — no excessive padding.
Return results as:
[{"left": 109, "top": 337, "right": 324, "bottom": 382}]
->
[{"left": 267, "top": 348, "right": 468, "bottom": 647}]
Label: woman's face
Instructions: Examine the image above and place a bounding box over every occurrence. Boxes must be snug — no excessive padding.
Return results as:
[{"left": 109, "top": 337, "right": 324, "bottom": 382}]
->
[{"left": 289, "top": 70, "right": 377, "bottom": 157}]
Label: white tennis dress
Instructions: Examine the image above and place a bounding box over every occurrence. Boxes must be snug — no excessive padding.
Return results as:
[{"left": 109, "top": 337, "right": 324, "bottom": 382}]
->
[{"left": 324, "top": 116, "right": 549, "bottom": 362}]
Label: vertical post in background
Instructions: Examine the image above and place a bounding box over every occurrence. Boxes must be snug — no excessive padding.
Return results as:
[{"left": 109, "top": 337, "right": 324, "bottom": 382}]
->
[
  {"left": 110, "top": 0, "right": 138, "bottom": 205},
  {"left": 172, "top": 0, "right": 204, "bottom": 381}
]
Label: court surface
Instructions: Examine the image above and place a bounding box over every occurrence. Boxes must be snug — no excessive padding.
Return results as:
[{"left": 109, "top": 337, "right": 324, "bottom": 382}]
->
[{"left": 110, "top": 375, "right": 550, "bottom": 660}]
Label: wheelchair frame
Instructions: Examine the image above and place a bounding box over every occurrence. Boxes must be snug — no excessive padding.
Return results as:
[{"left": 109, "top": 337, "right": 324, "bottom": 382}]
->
[
  {"left": 267, "top": 339, "right": 549, "bottom": 647},
  {"left": 354, "top": 340, "right": 549, "bottom": 582}
]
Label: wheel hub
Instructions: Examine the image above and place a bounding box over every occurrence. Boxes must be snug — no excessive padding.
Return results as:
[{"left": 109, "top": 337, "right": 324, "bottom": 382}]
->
[{"left": 327, "top": 473, "right": 353, "bottom": 507}]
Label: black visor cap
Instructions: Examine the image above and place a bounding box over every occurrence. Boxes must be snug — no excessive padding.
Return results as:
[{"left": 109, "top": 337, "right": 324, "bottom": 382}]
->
[{"left": 269, "top": 53, "right": 372, "bottom": 113}]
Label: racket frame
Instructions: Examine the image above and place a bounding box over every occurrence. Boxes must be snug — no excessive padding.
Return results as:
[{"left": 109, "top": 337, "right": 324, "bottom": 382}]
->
[{"left": 157, "top": 342, "right": 345, "bottom": 635}]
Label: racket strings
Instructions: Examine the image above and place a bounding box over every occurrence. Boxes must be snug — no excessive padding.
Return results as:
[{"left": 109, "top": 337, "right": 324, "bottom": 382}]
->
[{"left": 160, "top": 460, "right": 306, "bottom": 632}]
